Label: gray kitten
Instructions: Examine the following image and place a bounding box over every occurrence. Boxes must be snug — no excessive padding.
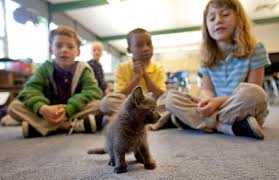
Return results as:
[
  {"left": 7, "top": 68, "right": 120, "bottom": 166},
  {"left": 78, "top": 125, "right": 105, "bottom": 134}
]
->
[{"left": 87, "top": 86, "right": 161, "bottom": 173}]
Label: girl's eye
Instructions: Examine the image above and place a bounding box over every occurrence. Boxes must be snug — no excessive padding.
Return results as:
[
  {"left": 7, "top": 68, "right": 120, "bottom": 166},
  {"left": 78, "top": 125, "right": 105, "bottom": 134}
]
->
[
  {"left": 222, "top": 13, "right": 229, "bottom": 17},
  {"left": 208, "top": 16, "right": 215, "bottom": 21},
  {"left": 136, "top": 43, "right": 143, "bottom": 47},
  {"left": 222, "top": 10, "right": 230, "bottom": 16},
  {"left": 55, "top": 44, "right": 62, "bottom": 48}
]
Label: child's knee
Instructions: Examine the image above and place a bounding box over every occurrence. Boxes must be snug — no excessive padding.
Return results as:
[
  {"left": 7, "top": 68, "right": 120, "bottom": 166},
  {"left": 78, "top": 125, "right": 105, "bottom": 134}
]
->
[
  {"left": 8, "top": 100, "right": 24, "bottom": 114},
  {"left": 165, "top": 90, "right": 177, "bottom": 110},
  {"left": 234, "top": 83, "right": 268, "bottom": 106},
  {"left": 100, "top": 96, "right": 112, "bottom": 114},
  {"left": 100, "top": 93, "right": 126, "bottom": 114}
]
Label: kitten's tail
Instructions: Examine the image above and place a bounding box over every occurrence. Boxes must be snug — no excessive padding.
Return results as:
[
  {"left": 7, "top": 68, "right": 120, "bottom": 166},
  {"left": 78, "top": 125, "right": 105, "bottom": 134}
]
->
[{"left": 87, "top": 148, "right": 106, "bottom": 154}]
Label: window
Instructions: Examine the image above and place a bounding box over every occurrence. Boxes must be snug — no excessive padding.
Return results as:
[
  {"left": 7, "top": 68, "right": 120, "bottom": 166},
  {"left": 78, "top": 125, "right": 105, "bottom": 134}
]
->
[
  {"left": 6, "top": 0, "right": 48, "bottom": 63},
  {"left": 76, "top": 40, "right": 91, "bottom": 62},
  {"left": 0, "top": 40, "right": 4, "bottom": 58},
  {"left": 77, "top": 42, "right": 113, "bottom": 73},
  {"left": 0, "top": 0, "right": 5, "bottom": 58},
  {"left": 100, "top": 51, "right": 112, "bottom": 73},
  {"left": 0, "top": 0, "right": 4, "bottom": 37},
  {"left": 49, "top": 22, "right": 57, "bottom": 31}
]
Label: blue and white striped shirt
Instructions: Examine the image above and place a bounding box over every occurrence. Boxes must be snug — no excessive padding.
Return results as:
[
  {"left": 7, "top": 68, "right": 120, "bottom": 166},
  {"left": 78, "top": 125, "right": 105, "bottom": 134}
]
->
[{"left": 200, "top": 42, "right": 271, "bottom": 97}]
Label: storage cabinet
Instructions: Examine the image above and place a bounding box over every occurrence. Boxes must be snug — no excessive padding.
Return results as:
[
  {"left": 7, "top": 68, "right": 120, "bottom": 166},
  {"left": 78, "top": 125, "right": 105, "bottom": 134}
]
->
[{"left": 0, "top": 70, "right": 31, "bottom": 104}]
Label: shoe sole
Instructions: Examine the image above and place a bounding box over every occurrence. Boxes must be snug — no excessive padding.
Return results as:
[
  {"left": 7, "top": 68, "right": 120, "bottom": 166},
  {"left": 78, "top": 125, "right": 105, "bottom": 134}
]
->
[
  {"left": 247, "top": 117, "right": 264, "bottom": 140},
  {"left": 1, "top": 115, "right": 20, "bottom": 126}
]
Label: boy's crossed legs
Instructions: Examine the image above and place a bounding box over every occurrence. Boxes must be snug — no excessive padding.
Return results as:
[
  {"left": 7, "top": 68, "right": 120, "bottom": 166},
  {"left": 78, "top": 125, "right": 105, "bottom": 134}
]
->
[{"left": 8, "top": 100, "right": 102, "bottom": 138}]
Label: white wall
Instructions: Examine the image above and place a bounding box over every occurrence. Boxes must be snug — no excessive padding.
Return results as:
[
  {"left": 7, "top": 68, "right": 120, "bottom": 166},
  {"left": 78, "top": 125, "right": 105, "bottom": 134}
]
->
[
  {"left": 254, "top": 23, "right": 279, "bottom": 53},
  {"left": 14, "top": 0, "right": 122, "bottom": 58},
  {"left": 152, "top": 22, "right": 279, "bottom": 73}
]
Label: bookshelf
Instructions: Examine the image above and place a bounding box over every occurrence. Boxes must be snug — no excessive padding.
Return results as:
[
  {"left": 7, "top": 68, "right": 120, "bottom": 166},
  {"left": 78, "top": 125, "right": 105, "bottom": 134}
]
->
[{"left": 0, "top": 70, "right": 31, "bottom": 104}]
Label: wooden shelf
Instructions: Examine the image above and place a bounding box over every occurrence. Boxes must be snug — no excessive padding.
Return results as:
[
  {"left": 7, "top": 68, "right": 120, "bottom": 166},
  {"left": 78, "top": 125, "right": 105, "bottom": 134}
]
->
[{"left": 0, "top": 70, "right": 32, "bottom": 105}]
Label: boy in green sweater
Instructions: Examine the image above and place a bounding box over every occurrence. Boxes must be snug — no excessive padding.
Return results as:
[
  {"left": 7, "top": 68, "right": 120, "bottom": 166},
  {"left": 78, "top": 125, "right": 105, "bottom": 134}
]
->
[{"left": 6, "top": 26, "right": 103, "bottom": 138}]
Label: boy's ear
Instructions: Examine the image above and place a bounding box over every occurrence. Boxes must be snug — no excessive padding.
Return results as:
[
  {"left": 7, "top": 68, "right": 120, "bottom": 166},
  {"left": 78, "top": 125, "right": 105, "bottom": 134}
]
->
[
  {"left": 132, "top": 86, "right": 144, "bottom": 106},
  {"left": 77, "top": 48, "right": 80, "bottom": 56}
]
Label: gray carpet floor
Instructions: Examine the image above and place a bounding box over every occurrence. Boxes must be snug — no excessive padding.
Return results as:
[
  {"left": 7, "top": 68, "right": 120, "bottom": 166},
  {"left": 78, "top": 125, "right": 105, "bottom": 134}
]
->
[{"left": 0, "top": 106, "right": 279, "bottom": 180}]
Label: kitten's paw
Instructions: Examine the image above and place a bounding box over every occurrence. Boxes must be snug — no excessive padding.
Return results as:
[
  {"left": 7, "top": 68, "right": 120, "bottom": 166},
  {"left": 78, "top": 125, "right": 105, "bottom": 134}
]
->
[
  {"left": 144, "top": 162, "right": 156, "bottom": 170},
  {"left": 108, "top": 159, "right": 115, "bottom": 166},
  {"left": 114, "top": 166, "right": 127, "bottom": 173}
]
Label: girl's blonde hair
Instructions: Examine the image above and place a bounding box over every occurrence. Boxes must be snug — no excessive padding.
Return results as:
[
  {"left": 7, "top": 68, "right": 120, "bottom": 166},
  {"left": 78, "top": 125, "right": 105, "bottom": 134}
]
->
[{"left": 201, "top": 0, "right": 256, "bottom": 67}]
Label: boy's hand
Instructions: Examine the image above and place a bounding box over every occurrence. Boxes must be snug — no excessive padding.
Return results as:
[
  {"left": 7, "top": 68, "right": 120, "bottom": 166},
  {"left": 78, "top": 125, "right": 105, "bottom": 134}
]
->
[
  {"left": 133, "top": 59, "right": 145, "bottom": 77},
  {"left": 39, "top": 104, "right": 66, "bottom": 124}
]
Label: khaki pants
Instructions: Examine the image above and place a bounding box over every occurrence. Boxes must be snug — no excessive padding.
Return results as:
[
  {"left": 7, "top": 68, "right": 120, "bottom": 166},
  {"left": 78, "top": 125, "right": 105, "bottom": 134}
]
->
[
  {"left": 165, "top": 83, "right": 269, "bottom": 132},
  {"left": 100, "top": 92, "right": 171, "bottom": 130},
  {"left": 8, "top": 100, "right": 101, "bottom": 136}
]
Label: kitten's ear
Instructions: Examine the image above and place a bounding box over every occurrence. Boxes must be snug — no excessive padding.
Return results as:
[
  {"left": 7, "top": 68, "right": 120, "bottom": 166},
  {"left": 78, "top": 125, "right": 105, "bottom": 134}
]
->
[{"left": 132, "top": 86, "right": 144, "bottom": 106}]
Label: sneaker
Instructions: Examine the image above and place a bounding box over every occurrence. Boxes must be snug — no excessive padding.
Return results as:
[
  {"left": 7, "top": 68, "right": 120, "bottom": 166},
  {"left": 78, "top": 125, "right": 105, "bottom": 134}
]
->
[
  {"left": 232, "top": 116, "right": 264, "bottom": 140},
  {"left": 22, "top": 121, "right": 41, "bottom": 138},
  {"left": 84, "top": 114, "right": 97, "bottom": 133},
  {"left": 69, "top": 114, "right": 97, "bottom": 135},
  {"left": 170, "top": 114, "right": 191, "bottom": 129},
  {"left": 1, "top": 115, "right": 20, "bottom": 126}
]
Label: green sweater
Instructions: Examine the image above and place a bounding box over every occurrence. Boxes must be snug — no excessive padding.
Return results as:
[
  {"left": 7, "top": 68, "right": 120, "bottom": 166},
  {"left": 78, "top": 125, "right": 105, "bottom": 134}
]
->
[{"left": 17, "top": 60, "right": 103, "bottom": 117}]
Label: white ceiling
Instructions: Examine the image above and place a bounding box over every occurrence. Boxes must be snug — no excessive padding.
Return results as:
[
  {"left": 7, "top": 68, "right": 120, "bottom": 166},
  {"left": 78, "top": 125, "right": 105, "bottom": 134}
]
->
[{"left": 47, "top": 0, "right": 279, "bottom": 54}]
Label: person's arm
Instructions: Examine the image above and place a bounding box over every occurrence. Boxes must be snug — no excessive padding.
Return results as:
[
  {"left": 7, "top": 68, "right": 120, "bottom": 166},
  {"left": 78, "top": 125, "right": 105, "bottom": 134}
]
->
[
  {"left": 120, "top": 74, "right": 142, "bottom": 95},
  {"left": 247, "top": 67, "right": 265, "bottom": 86},
  {"left": 247, "top": 42, "right": 270, "bottom": 86},
  {"left": 197, "top": 75, "right": 229, "bottom": 117},
  {"left": 202, "top": 76, "right": 216, "bottom": 97},
  {"left": 143, "top": 69, "right": 164, "bottom": 98},
  {"left": 96, "top": 64, "right": 107, "bottom": 93},
  {"left": 17, "top": 62, "right": 51, "bottom": 115},
  {"left": 65, "top": 68, "right": 103, "bottom": 117},
  {"left": 199, "top": 66, "right": 265, "bottom": 117},
  {"left": 117, "top": 60, "right": 143, "bottom": 95},
  {"left": 39, "top": 104, "right": 66, "bottom": 124}
]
